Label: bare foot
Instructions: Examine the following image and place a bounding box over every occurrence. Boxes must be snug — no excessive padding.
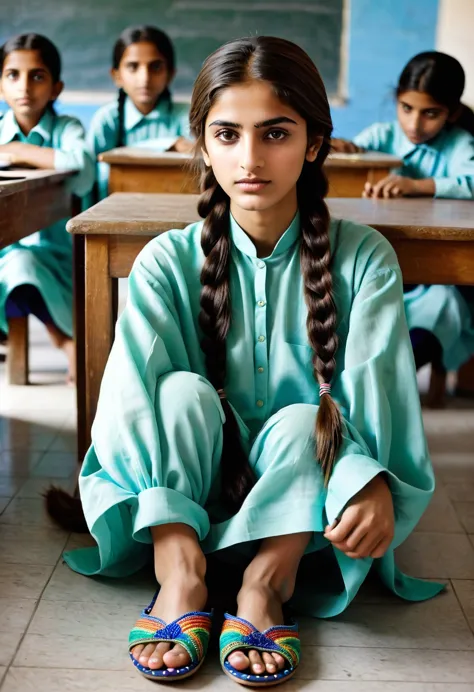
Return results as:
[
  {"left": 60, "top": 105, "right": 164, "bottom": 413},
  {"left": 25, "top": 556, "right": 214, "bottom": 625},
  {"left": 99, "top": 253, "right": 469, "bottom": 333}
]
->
[
  {"left": 130, "top": 576, "right": 207, "bottom": 671},
  {"left": 226, "top": 582, "right": 288, "bottom": 676}
]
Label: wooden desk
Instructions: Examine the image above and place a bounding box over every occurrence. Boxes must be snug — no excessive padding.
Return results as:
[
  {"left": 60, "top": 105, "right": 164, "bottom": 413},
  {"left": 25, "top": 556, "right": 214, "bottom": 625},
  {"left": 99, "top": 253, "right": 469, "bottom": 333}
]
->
[
  {"left": 0, "top": 169, "right": 75, "bottom": 249},
  {"left": 99, "top": 148, "right": 402, "bottom": 197},
  {"left": 69, "top": 194, "right": 474, "bottom": 460},
  {"left": 0, "top": 169, "right": 77, "bottom": 386}
]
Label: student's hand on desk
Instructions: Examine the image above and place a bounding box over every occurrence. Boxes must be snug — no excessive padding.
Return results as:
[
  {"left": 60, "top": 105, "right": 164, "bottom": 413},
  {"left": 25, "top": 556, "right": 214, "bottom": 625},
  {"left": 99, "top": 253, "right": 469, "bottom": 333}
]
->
[
  {"left": 0, "top": 142, "right": 52, "bottom": 167},
  {"left": 324, "top": 473, "right": 394, "bottom": 560},
  {"left": 330, "top": 138, "right": 364, "bottom": 154},
  {"left": 363, "top": 175, "right": 435, "bottom": 199},
  {"left": 169, "top": 137, "right": 195, "bottom": 154}
]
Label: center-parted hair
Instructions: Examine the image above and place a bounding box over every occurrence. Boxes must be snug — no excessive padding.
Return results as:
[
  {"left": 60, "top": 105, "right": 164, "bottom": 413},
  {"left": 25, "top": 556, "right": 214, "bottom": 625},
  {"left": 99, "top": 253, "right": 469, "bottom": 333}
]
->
[{"left": 189, "top": 36, "right": 342, "bottom": 512}]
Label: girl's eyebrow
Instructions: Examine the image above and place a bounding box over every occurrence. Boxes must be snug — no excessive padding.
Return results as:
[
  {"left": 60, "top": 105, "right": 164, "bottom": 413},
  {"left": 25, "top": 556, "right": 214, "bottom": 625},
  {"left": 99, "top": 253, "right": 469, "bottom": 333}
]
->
[{"left": 208, "top": 116, "right": 298, "bottom": 129}]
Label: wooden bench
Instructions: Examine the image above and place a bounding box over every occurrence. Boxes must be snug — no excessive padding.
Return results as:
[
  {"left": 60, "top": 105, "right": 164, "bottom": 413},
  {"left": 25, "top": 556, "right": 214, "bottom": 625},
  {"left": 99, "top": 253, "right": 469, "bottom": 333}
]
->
[
  {"left": 0, "top": 169, "right": 76, "bottom": 385},
  {"left": 99, "top": 147, "right": 402, "bottom": 197},
  {"left": 68, "top": 194, "right": 474, "bottom": 462}
]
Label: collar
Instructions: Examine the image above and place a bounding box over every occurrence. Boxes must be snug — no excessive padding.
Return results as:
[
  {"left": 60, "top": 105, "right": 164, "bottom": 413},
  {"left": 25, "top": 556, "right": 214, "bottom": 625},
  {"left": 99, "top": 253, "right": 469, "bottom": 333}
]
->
[
  {"left": 124, "top": 94, "right": 171, "bottom": 130},
  {"left": 0, "top": 108, "right": 53, "bottom": 144},
  {"left": 229, "top": 211, "right": 301, "bottom": 259}
]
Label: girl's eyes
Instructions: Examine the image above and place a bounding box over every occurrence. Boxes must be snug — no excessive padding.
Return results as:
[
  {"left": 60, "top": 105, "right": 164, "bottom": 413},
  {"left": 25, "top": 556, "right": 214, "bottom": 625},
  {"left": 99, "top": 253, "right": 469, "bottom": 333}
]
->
[
  {"left": 215, "top": 128, "right": 289, "bottom": 143},
  {"left": 425, "top": 110, "right": 441, "bottom": 119},
  {"left": 402, "top": 104, "right": 412, "bottom": 113},
  {"left": 4, "top": 71, "right": 45, "bottom": 82}
]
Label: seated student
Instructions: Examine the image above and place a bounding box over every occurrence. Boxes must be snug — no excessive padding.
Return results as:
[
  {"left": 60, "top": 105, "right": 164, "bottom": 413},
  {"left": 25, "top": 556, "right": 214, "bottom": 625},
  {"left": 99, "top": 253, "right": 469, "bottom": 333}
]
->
[
  {"left": 63, "top": 36, "right": 443, "bottom": 687},
  {"left": 0, "top": 33, "right": 94, "bottom": 381},
  {"left": 88, "top": 25, "right": 192, "bottom": 200},
  {"left": 332, "top": 52, "right": 474, "bottom": 388}
]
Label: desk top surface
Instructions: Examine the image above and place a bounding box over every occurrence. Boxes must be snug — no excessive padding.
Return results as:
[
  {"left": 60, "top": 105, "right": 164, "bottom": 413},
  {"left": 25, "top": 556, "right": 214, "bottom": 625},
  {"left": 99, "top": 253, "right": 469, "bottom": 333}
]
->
[
  {"left": 0, "top": 169, "right": 75, "bottom": 197},
  {"left": 99, "top": 147, "right": 402, "bottom": 170},
  {"left": 67, "top": 193, "right": 474, "bottom": 241}
]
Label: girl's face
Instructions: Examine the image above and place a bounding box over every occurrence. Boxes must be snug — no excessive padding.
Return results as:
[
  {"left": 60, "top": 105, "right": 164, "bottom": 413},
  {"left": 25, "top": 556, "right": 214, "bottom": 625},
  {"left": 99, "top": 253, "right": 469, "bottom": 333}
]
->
[
  {"left": 397, "top": 90, "right": 450, "bottom": 144},
  {"left": 202, "top": 79, "right": 320, "bottom": 216},
  {"left": 0, "top": 50, "right": 62, "bottom": 122},
  {"left": 112, "top": 41, "right": 173, "bottom": 113}
]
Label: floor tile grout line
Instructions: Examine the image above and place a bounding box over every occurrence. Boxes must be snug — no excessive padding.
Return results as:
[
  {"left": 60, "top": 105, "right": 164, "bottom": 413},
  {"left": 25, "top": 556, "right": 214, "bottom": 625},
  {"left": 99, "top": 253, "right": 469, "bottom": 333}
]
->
[
  {"left": 1, "top": 529, "right": 73, "bottom": 687},
  {"left": 450, "top": 578, "right": 474, "bottom": 637}
]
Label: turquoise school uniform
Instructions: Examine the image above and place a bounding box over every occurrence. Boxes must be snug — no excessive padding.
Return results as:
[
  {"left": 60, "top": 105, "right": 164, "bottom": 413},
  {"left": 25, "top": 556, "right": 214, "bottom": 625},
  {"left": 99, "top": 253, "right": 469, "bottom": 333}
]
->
[
  {"left": 65, "top": 213, "right": 443, "bottom": 618},
  {"left": 88, "top": 94, "right": 189, "bottom": 199},
  {"left": 0, "top": 109, "right": 94, "bottom": 337},
  {"left": 354, "top": 121, "right": 474, "bottom": 370}
]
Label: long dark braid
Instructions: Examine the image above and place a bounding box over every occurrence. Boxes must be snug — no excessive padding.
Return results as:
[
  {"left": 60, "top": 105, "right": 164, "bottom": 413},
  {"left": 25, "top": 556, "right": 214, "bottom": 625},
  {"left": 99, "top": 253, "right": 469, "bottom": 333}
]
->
[
  {"left": 198, "top": 167, "right": 255, "bottom": 512},
  {"left": 116, "top": 88, "right": 126, "bottom": 147},
  {"left": 298, "top": 139, "right": 342, "bottom": 483}
]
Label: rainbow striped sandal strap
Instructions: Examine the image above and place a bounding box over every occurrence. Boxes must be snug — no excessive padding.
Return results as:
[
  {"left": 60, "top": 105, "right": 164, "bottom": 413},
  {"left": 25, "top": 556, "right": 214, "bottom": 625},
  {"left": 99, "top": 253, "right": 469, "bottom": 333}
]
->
[
  {"left": 129, "top": 594, "right": 212, "bottom": 681},
  {"left": 220, "top": 613, "right": 300, "bottom": 686}
]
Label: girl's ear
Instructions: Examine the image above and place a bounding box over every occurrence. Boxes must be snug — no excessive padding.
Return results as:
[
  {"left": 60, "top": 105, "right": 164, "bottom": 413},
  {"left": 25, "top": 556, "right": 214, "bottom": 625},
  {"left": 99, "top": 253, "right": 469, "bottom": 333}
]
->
[
  {"left": 448, "top": 103, "right": 462, "bottom": 123},
  {"left": 110, "top": 67, "right": 122, "bottom": 88},
  {"left": 201, "top": 146, "right": 211, "bottom": 167},
  {"left": 52, "top": 80, "right": 64, "bottom": 101},
  {"left": 306, "top": 135, "right": 323, "bottom": 162}
]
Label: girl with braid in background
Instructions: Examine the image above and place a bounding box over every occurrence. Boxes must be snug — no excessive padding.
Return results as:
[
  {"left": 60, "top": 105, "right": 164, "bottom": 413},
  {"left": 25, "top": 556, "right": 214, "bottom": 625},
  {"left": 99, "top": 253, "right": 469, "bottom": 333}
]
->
[
  {"left": 87, "top": 25, "right": 192, "bottom": 200},
  {"left": 64, "top": 37, "right": 443, "bottom": 687}
]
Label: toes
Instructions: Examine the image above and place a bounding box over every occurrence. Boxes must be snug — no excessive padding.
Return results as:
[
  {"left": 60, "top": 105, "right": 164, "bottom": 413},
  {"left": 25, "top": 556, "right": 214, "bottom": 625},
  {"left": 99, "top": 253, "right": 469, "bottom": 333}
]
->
[
  {"left": 162, "top": 643, "right": 191, "bottom": 668},
  {"left": 131, "top": 644, "right": 144, "bottom": 660},
  {"left": 227, "top": 650, "right": 250, "bottom": 672},
  {"left": 272, "top": 652, "right": 287, "bottom": 670},
  {"left": 262, "top": 652, "right": 277, "bottom": 673},
  {"left": 248, "top": 649, "right": 265, "bottom": 675},
  {"left": 136, "top": 642, "right": 157, "bottom": 666},
  {"left": 147, "top": 642, "right": 171, "bottom": 670}
]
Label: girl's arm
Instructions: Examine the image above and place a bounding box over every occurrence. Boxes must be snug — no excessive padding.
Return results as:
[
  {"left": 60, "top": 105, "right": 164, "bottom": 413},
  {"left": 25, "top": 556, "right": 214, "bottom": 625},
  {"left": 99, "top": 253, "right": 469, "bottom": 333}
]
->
[
  {"left": 433, "top": 133, "right": 474, "bottom": 199},
  {"left": 0, "top": 141, "right": 55, "bottom": 168}
]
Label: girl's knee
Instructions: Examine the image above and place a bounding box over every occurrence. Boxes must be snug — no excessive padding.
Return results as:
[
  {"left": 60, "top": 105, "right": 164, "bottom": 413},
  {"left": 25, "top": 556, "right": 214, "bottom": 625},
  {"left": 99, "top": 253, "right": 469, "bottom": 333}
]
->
[{"left": 156, "top": 372, "right": 224, "bottom": 424}]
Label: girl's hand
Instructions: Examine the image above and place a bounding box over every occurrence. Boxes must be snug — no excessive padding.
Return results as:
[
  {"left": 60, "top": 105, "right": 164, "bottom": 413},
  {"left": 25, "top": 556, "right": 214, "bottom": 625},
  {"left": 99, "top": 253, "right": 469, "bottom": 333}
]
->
[
  {"left": 324, "top": 473, "right": 394, "bottom": 559},
  {"left": 363, "top": 175, "right": 427, "bottom": 199},
  {"left": 168, "top": 137, "right": 194, "bottom": 154},
  {"left": 0, "top": 142, "right": 55, "bottom": 168},
  {"left": 330, "top": 138, "right": 364, "bottom": 154}
]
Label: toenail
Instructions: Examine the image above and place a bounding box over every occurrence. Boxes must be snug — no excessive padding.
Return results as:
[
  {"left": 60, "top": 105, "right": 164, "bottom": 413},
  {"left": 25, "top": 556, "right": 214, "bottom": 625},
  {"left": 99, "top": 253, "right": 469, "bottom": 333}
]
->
[{"left": 150, "top": 658, "right": 158, "bottom": 664}]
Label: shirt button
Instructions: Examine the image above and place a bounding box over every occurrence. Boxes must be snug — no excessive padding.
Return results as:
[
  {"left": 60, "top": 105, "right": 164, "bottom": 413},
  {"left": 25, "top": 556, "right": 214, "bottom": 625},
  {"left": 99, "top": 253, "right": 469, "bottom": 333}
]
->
[
  {"left": 257, "top": 367, "right": 264, "bottom": 373},
  {"left": 257, "top": 335, "right": 266, "bottom": 342},
  {"left": 256, "top": 399, "right": 264, "bottom": 407},
  {"left": 257, "top": 261, "right": 265, "bottom": 269},
  {"left": 257, "top": 300, "right": 266, "bottom": 307}
]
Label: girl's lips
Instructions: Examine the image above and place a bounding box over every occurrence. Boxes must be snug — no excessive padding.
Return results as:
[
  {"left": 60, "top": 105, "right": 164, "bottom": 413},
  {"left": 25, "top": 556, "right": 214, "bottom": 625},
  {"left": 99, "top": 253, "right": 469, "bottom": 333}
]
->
[{"left": 235, "top": 179, "right": 270, "bottom": 192}]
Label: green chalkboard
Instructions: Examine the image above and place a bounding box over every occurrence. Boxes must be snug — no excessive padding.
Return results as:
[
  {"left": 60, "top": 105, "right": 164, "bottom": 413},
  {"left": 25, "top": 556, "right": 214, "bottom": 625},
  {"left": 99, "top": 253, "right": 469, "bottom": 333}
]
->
[{"left": 1, "top": 0, "right": 344, "bottom": 96}]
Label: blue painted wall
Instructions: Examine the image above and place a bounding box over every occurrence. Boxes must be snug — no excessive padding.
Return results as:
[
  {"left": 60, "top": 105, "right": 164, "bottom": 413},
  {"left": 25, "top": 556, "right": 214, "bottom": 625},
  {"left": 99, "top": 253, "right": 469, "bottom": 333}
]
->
[
  {"left": 331, "top": 0, "right": 440, "bottom": 138},
  {"left": 1, "top": 0, "right": 440, "bottom": 138}
]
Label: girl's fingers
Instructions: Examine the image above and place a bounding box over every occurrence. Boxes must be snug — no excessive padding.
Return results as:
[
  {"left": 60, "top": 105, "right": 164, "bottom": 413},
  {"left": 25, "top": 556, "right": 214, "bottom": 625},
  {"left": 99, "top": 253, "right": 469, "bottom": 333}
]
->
[
  {"left": 371, "top": 535, "right": 392, "bottom": 559},
  {"left": 324, "top": 511, "right": 357, "bottom": 543}
]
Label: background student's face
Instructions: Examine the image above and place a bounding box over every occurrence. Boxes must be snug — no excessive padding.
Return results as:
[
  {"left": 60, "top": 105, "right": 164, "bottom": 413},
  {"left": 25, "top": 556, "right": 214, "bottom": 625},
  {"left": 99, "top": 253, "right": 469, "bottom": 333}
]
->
[
  {"left": 0, "top": 50, "right": 62, "bottom": 121},
  {"left": 112, "top": 41, "right": 173, "bottom": 112},
  {"left": 397, "top": 90, "right": 450, "bottom": 144},
  {"left": 202, "top": 79, "right": 320, "bottom": 214}
]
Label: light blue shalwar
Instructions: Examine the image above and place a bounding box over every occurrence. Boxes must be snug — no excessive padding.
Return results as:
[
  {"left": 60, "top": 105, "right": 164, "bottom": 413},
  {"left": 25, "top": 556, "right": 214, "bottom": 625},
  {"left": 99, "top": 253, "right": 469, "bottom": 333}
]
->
[
  {"left": 64, "top": 213, "right": 443, "bottom": 618},
  {"left": 354, "top": 121, "right": 474, "bottom": 370},
  {"left": 88, "top": 94, "right": 190, "bottom": 199},
  {"left": 0, "top": 109, "right": 94, "bottom": 336}
]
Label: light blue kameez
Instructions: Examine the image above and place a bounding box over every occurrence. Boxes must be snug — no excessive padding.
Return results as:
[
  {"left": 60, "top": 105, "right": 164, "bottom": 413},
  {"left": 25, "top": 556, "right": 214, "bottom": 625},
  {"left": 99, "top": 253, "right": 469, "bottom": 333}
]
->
[
  {"left": 65, "top": 214, "right": 443, "bottom": 617},
  {"left": 0, "top": 109, "right": 94, "bottom": 336},
  {"left": 88, "top": 94, "right": 189, "bottom": 199},
  {"left": 354, "top": 121, "right": 474, "bottom": 369}
]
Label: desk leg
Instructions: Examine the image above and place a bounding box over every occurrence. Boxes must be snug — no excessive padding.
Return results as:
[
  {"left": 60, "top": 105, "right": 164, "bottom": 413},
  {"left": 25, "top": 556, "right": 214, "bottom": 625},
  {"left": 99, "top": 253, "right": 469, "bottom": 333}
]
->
[
  {"left": 455, "top": 356, "right": 474, "bottom": 397},
  {"left": 73, "top": 234, "right": 87, "bottom": 463},
  {"left": 84, "top": 236, "right": 115, "bottom": 450}
]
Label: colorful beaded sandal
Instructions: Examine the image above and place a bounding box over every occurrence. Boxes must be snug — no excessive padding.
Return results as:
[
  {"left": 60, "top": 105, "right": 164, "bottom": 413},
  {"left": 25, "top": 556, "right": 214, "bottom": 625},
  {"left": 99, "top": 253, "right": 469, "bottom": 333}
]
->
[
  {"left": 220, "top": 613, "right": 300, "bottom": 687},
  {"left": 129, "top": 592, "right": 212, "bottom": 682}
]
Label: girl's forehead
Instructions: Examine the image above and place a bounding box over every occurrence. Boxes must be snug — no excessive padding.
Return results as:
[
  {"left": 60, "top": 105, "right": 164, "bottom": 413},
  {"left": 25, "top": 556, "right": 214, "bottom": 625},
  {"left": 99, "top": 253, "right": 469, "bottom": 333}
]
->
[
  {"left": 119, "top": 41, "right": 167, "bottom": 64},
  {"left": 398, "top": 89, "right": 447, "bottom": 110},
  {"left": 2, "top": 49, "right": 48, "bottom": 72},
  {"left": 207, "top": 80, "right": 302, "bottom": 121}
]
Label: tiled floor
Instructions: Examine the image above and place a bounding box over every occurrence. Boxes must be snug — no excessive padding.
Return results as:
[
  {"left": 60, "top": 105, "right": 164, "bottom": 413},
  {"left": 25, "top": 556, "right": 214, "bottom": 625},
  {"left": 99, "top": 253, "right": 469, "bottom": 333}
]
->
[{"left": 0, "top": 319, "right": 474, "bottom": 691}]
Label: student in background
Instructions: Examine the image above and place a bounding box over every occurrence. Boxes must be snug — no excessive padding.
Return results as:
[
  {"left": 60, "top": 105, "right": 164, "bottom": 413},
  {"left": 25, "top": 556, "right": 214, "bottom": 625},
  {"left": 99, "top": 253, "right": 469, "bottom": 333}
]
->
[
  {"left": 332, "top": 52, "right": 474, "bottom": 389},
  {"left": 0, "top": 33, "right": 94, "bottom": 381},
  {"left": 64, "top": 37, "right": 442, "bottom": 686},
  {"left": 88, "top": 25, "right": 192, "bottom": 199}
]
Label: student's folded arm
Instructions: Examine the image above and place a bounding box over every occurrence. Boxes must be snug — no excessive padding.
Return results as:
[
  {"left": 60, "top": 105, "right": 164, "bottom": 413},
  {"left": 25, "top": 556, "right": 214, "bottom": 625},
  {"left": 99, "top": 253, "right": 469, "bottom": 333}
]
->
[
  {"left": 433, "top": 136, "right": 474, "bottom": 199},
  {"left": 54, "top": 118, "right": 95, "bottom": 197},
  {"left": 326, "top": 258, "right": 435, "bottom": 547}
]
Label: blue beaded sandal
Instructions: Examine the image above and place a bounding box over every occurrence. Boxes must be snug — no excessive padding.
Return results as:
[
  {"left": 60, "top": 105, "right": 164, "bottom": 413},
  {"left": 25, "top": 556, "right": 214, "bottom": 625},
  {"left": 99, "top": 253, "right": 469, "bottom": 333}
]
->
[
  {"left": 129, "top": 592, "right": 212, "bottom": 682},
  {"left": 220, "top": 613, "right": 300, "bottom": 687}
]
